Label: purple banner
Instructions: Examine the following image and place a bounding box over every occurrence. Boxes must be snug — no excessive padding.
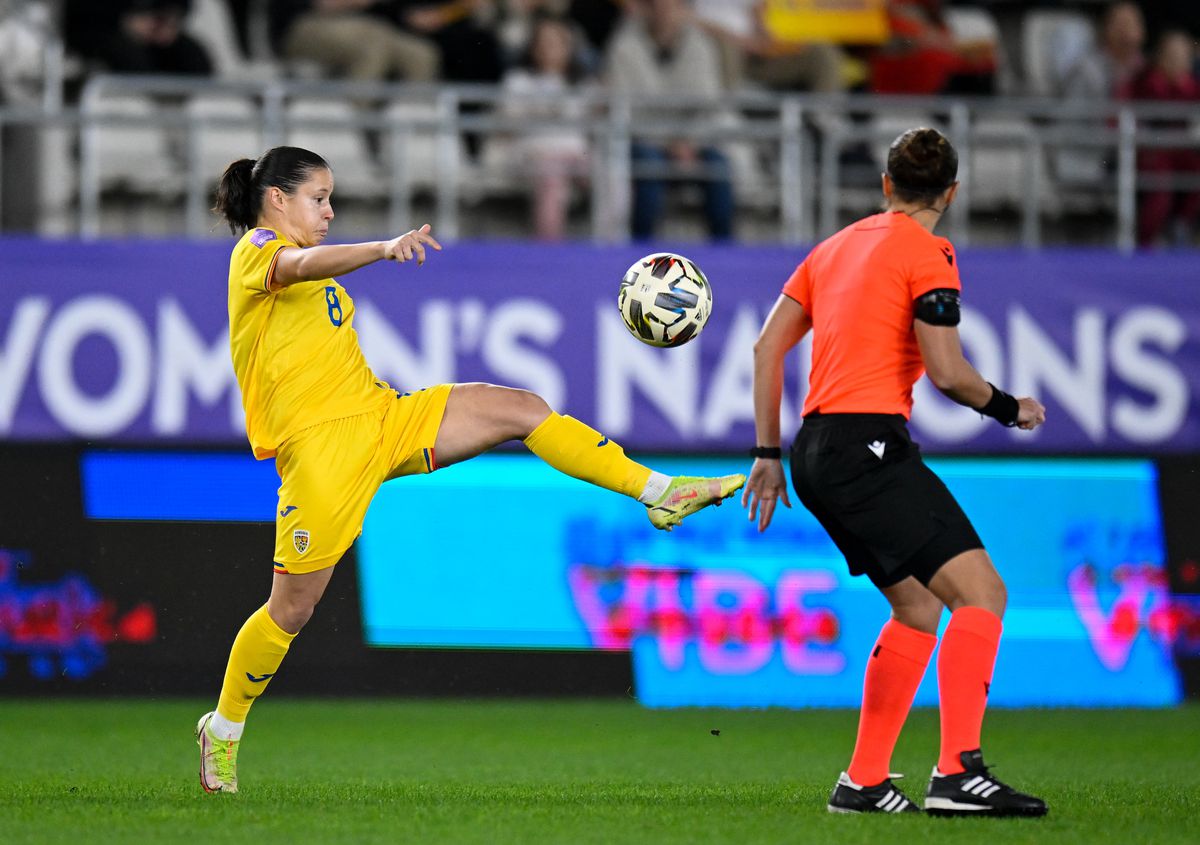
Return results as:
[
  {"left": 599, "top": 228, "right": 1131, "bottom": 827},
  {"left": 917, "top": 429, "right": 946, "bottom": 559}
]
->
[{"left": 1, "top": 238, "right": 1198, "bottom": 453}]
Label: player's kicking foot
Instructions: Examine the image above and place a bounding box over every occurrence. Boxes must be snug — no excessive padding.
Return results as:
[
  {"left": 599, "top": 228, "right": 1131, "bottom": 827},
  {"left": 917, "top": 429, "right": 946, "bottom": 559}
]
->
[
  {"left": 646, "top": 474, "right": 746, "bottom": 531},
  {"left": 925, "top": 750, "right": 1047, "bottom": 817},
  {"left": 195, "top": 711, "right": 239, "bottom": 794},
  {"left": 827, "top": 771, "right": 920, "bottom": 814}
]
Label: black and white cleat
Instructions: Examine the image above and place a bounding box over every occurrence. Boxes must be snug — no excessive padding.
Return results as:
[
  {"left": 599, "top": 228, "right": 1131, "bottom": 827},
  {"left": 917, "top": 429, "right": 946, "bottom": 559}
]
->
[
  {"left": 925, "top": 750, "right": 1048, "bottom": 817},
  {"left": 827, "top": 771, "right": 920, "bottom": 814}
]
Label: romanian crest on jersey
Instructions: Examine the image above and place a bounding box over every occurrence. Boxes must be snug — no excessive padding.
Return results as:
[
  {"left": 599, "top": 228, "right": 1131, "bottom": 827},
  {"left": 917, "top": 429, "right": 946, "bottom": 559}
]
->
[{"left": 293, "top": 528, "right": 310, "bottom": 555}]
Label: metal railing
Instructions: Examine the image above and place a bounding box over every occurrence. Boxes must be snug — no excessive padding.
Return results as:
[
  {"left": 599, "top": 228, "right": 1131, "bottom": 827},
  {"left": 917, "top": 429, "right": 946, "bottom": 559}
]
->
[{"left": 0, "top": 74, "right": 1198, "bottom": 250}]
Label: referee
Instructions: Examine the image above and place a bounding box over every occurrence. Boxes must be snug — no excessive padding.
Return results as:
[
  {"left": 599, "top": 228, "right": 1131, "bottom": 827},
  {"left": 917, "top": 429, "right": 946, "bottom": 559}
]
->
[{"left": 743, "top": 128, "right": 1048, "bottom": 817}]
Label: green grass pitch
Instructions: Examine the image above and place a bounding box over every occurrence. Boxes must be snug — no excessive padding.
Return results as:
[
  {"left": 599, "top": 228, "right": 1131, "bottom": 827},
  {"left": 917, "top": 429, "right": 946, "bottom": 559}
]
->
[{"left": 1, "top": 699, "right": 1196, "bottom": 844}]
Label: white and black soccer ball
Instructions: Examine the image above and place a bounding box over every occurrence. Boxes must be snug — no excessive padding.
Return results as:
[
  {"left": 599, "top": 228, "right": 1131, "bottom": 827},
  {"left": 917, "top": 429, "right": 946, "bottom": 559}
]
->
[{"left": 618, "top": 253, "right": 712, "bottom": 348}]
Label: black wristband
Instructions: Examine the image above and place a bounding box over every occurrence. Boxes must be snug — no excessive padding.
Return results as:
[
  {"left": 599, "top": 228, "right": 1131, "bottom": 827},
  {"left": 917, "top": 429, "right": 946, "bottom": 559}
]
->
[
  {"left": 979, "top": 383, "right": 1019, "bottom": 427},
  {"left": 750, "top": 446, "right": 782, "bottom": 459}
]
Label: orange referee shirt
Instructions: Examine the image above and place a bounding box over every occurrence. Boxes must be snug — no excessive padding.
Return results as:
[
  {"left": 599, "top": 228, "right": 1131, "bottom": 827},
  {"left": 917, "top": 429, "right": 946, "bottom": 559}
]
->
[{"left": 783, "top": 212, "right": 961, "bottom": 419}]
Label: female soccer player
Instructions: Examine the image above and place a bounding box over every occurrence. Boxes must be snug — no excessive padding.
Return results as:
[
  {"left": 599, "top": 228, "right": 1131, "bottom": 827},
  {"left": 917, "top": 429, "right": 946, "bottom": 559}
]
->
[
  {"left": 196, "top": 146, "right": 744, "bottom": 794},
  {"left": 743, "top": 128, "right": 1048, "bottom": 817}
]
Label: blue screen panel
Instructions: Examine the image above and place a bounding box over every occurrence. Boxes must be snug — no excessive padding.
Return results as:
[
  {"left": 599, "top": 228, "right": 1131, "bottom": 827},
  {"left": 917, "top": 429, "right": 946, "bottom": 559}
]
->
[
  {"left": 358, "top": 455, "right": 1179, "bottom": 708},
  {"left": 78, "top": 450, "right": 1181, "bottom": 707},
  {"left": 81, "top": 451, "right": 277, "bottom": 522}
]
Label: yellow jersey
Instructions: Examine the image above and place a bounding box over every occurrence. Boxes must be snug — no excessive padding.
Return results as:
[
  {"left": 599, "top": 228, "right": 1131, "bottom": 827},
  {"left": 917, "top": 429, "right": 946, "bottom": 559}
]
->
[{"left": 227, "top": 227, "right": 390, "bottom": 459}]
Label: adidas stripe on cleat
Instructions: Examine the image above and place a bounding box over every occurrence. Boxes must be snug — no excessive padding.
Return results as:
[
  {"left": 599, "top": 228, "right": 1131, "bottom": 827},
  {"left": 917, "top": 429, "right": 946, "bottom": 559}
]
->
[
  {"left": 827, "top": 771, "right": 920, "bottom": 814},
  {"left": 925, "top": 749, "right": 1047, "bottom": 817},
  {"left": 645, "top": 474, "right": 746, "bottom": 531}
]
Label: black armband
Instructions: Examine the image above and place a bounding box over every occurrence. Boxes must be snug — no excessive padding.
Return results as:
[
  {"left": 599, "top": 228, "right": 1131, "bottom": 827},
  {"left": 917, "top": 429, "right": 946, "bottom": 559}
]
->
[
  {"left": 978, "top": 383, "right": 1019, "bottom": 427},
  {"left": 750, "top": 446, "right": 782, "bottom": 459},
  {"left": 914, "top": 288, "right": 962, "bottom": 327}
]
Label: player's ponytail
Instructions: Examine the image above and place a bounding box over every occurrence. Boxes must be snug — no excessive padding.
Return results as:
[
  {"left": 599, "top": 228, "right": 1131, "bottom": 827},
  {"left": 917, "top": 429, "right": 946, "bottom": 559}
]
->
[
  {"left": 213, "top": 158, "right": 258, "bottom": 233},
  {"left": 212, "top": 147, "right": 330, "bottom": 234},
  {"left": 886, "top": 128, "right": 959, "bottom": 205}
]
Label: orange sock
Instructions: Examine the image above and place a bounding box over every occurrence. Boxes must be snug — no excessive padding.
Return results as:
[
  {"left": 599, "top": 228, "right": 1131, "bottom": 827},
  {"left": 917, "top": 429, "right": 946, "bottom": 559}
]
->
[
  {"left": 937, "top": 606, "right": 1002, "bottom": 774},
  {"left": 846, "top": 619, "right": 937, "bottom": 787}
]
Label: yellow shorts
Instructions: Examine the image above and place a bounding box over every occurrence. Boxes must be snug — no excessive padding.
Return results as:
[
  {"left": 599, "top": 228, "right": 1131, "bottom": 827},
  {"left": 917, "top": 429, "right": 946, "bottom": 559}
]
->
[{"left": 272, "top": 384, "right": 453, "bottom": 575}]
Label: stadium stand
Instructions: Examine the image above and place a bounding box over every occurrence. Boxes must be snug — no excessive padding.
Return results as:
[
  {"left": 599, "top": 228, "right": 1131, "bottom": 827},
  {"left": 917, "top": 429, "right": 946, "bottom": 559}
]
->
[
  {"left": 0, "top": 1, "right": 1196, "bottom": 250},
  {"left": 1023, "top": 8, "right": 1097, "bottom": 97},
  {"left": 82, "top": 91, "right": 182, "bottom": 197},
  {"left": 185, "top": 0, "right": 276, "bottom": 80},
  {"left": 186, "top": 92, "right": 263, "bottom": 179}
]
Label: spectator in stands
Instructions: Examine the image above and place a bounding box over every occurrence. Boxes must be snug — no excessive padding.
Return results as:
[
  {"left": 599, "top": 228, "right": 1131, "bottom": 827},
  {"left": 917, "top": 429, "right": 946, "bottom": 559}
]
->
[
  {"left": 1061, "top": 1, "right": 1146, "bottom": 100},
  {"left": 1140, "top": 1, "right": 1200, "bottom": 54},
  {"left": 1051, "top": 3, "right": 1146, "bottom": 187},
  {"left": 694, "top": 0, "right": 844, "bottom": 94},
  {"left": 870, "top": 0, "right": 996, "bottom": 95},
  {"left": 497, "top": 13, "right": 593, "bottom": 239},
  {"left": 1130, "top": 30, "right": 1200, "bottom": 248},
  {"left": 387, "top": 0, "right": 505, "bottom": 83},
  {"left": 0, "top": 1, "right": 51, "bottom": 105},
  {"left": 496, "top": 1, "right": 560, "bottom": 57},
  {"left": 567, "top": 0, "right": 626, "bottom": 55},
  {"left": 267, "top": 1, "right": 440, "bottom": 82},
  {"left": 64, "top": 0, "right": 213, "bottom": 76},
  {"left": 494, "top": 0, "right": 603, "bottom": 74},
  {"left": 605, "top": 0, "right": 734, "bottom": 241},
  {"left": 225, "top": 0, "right": 255, "bottom": 58}
]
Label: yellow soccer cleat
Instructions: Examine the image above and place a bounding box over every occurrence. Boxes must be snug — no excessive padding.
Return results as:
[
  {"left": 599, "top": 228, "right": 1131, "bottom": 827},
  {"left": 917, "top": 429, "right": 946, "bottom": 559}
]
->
[
  {"left": 645, "top": 474, "right": 746, "bottom": 531},
  {"left": 195, "top": 711, "right": 239, "bottom": 794}
]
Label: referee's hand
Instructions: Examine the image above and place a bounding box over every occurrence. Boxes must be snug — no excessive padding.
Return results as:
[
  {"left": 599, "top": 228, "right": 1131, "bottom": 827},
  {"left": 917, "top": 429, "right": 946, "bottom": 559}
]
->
[
  {"left": 742, "top": 458, "right": 791, "bottom": 533},
  {"left": 1015, "top": 396, "right": 1046, "bottom": 431}
]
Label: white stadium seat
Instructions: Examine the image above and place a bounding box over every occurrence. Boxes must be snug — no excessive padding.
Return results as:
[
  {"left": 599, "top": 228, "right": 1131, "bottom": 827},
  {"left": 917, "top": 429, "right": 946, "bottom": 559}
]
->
[
  {"left": 185, "top": 0, "right": 280, "bottom": 80},
  {"left": 968, "top": 115, "right": 1039, "bottom": 212},
  {"left": 1023, "top": 10, "right": 1107, "bottom": 196},
  {"left": 944, "top": 6, "right": 1013, "bottom": 93},
  {"left": 285, "top": 98, "right": 384, "bottom": 199},
  {"left": 1022, "top": 10, "right": 1095, "bottom": 97},
  {"left": 85, "top": 94, "right": 181, "bottom": 196},
  {"left": 380, "top": 99, "right": 471, "bottom": 195},
  {"left": 184, "top": 94, "right": 263, "bottom": 181}
]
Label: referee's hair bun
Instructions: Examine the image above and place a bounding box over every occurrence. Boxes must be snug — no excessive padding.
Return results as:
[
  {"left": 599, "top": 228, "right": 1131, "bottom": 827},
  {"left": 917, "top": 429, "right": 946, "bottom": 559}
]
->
[
  {"left": 887, "top": 127, "right": 959, "bottom": 200},
  {"left": 908, "top": 129, "right": 948, "bottom": 163}
]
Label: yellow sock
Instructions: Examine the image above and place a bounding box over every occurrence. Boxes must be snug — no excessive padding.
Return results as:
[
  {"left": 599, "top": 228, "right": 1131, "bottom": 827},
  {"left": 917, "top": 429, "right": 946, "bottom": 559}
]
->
[
  {"left": 524, "top": 413, "right": 651, "bottom": 499},
  {"left": 215, "top": 604, "right": 296, "bottom": 723}
]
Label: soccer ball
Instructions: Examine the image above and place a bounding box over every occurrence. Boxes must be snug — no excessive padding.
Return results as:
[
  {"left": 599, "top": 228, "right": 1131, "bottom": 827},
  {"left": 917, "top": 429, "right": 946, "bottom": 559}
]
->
[{"left": 618, "top": 253, "right": 712, "bottom": 347}]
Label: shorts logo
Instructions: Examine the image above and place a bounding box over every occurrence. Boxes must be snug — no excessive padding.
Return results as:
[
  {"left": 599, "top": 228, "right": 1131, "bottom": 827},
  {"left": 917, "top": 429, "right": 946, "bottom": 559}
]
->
[
  {"left": 293, "top": 529, "right": 310, "bottom": 555},
  {"left": 867, "top": 440, "right": 886, "bottom": 460}
]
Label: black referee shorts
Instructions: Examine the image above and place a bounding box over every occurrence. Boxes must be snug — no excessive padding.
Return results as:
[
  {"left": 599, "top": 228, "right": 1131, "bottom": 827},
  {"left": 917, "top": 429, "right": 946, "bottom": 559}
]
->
[{"left": 790, "top": 413, "right": 983, "bottom": 589}]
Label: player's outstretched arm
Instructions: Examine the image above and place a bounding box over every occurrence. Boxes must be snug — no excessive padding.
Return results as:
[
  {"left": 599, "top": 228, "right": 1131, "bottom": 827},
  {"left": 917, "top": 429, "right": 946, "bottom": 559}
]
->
[
  {"left": 915, "top": 321, "right": 1045, "bottom": 430},
  {"left": 272, "top": 224, "right": 442, "bottom": 286},
  {"left": 744, "top": 295, "right": 811, "bottom": 532}
]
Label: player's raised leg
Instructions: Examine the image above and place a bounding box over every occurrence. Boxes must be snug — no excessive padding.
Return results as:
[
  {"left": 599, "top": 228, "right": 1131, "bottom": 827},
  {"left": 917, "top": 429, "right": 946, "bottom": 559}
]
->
[
  {"left": 197, "top": 566, "right": 335, "bottom": 793},
  {"left": 922, "top": 550, "right": 1047, "bottom": 817},
  {"left": 432, "top": 383, "right": 744, "bottom": 530}
]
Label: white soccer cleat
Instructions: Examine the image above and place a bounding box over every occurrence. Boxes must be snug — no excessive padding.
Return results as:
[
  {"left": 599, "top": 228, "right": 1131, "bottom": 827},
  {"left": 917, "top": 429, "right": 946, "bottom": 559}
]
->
[
  {"left": 645, "top": 474, "right": 746, "bottom": 531},
  {"left": 195, "top": 711, "right": 239, "bottom": 794}
]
